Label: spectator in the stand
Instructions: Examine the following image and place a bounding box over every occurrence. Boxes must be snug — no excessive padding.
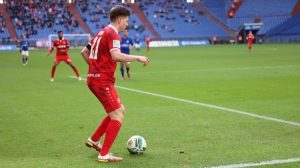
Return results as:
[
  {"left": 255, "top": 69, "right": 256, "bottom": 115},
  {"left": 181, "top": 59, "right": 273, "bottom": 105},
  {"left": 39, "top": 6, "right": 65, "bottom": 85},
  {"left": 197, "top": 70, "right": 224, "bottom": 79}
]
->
[{"left": 60, "top": 18, "right": 64, "bottom": 25}]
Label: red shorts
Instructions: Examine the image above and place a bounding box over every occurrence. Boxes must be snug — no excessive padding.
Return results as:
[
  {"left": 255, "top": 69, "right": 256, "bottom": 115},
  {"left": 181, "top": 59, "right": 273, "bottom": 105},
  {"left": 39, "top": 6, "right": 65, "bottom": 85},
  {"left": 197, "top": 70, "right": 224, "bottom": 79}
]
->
[
  {"left": 248, "top": 41, "right": 253, "bottom": 45},
  {"left": 54, "top": 56, "right": 72, "bottom": 64},
  {"left": 88, "top": 85, "right": 122, "bottom": 113}
]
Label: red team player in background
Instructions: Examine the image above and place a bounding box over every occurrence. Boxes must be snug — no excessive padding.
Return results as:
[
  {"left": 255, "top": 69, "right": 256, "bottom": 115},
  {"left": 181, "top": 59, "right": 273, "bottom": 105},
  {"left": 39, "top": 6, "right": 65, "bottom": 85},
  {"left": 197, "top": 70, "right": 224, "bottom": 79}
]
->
[
  {"left": 145, "top": 35, "right": 151, "bottom": 52},
  {"left": 46, "top": 31, "right": 81, "bottom": 82},
  {"left": 80, "top": 5, "right": 149, "bottom": 162},
  {"left": 246, "top": 31, "right": 255, "bottom": 52}
]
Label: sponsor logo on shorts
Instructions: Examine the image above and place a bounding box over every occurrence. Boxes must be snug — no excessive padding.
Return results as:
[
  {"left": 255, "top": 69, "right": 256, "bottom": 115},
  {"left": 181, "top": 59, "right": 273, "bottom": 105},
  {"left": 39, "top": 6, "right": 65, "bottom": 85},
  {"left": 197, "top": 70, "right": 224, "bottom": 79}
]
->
[{"left": 87, "top": 73, "right": 100, "bottom": 77}]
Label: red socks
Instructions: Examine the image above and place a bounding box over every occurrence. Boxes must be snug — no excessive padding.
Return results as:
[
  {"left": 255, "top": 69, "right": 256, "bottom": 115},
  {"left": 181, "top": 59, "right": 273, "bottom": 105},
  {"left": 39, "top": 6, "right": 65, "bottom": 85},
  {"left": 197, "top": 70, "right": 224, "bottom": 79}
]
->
[
  {"left": 91, "top": 116, "right": 111, "bottom": 141},
  {"left": 72, "top": 66, "right": 80, "bottom": 77},
  {"left": 100, "top": 120, "right": 121, "bottom": 156},
  {"left": 51, "top": 66, "right": 56, "bottom": 78}
]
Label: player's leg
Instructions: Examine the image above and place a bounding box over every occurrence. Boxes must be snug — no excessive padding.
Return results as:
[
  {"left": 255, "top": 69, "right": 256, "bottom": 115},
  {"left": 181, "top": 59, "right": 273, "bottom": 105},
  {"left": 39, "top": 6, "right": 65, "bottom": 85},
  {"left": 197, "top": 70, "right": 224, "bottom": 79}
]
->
[
  {"left": 135, "top": 44, "right": 140, "bottom": 54},
  {"left": 66, "top": 57, "right": 81, "bottom": 80},
  {"left": 25, "top": 51, "right": 29, "bottom": 64},
  {"left": 50, "top": 60, "right": 59, "bottom": 82},
  {"left": 88, "top": 85, "right": 124, "bottom": 162},
  {"left": 137, "top": 44, "right": 140, "bottom": 54},
  {"left": 120, "top": 62, "right": 125, "bottom": 80},
  {"left": 86, "top": 85, "right": 113, "bottom": 151},
  {"left": 125, "top": 62, "right": 130, "bottom": 78},
  {"left": 86, "top": 115, "right": 111, "bottom": 151},
  {"left": 248, "top": 43, "right": 251, "bottom": 52},
  {"left": 21, "top": 51, "right": 26, "bottom": 66},
  {"left": 99, "top": 105, "right": 124, "bottom": 162},
  {"left": 25, "top": 56, "right": 28, "bottom": 64},
  {"left": 135, "top": 44, "right": 138, "bottom": 53}
]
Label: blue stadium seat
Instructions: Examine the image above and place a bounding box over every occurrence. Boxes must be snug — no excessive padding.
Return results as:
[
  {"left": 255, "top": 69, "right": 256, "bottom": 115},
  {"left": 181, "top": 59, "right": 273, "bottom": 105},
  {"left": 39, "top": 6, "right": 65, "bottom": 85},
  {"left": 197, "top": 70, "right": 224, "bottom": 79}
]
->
[
  {"left": 140, "top": 0, "right": 229, "bottom": 39},
  {"left": 75, "top": 1, "right": 153, "bottom": 39}
]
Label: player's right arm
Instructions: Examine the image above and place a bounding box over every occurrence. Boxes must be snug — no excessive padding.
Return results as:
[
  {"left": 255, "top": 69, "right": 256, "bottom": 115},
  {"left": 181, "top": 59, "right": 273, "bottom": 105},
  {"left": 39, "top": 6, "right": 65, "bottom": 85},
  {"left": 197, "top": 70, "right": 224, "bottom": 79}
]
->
[
  {"left": 110, "top": 50, "right": 149, "bottom": 67},
  {"left": 80, "top": 43, "right": 90, "bottom": 65},
  {"left": 46, "top": 41, "right": 55, "bottom": 56}
]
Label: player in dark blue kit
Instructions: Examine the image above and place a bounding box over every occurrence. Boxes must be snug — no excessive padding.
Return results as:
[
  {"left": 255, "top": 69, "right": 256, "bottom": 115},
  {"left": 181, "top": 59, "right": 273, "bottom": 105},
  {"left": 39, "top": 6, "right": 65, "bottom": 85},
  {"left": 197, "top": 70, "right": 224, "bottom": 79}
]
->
[
  {"left": 120, "top": 28, "right": 134, "bottom": 80},
  {"left": 20, "top": 34, "right": 30, "bottom": 66},
  {"left": 134, "top": 34, "right": 141, "bottom": 54}
]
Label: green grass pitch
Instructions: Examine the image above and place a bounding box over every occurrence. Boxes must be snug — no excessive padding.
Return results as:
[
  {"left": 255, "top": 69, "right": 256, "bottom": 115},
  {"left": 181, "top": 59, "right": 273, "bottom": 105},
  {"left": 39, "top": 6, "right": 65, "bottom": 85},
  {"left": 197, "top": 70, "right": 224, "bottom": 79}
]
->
[{"left": 0, "top": 44, "right": 300, "bottom": 168}]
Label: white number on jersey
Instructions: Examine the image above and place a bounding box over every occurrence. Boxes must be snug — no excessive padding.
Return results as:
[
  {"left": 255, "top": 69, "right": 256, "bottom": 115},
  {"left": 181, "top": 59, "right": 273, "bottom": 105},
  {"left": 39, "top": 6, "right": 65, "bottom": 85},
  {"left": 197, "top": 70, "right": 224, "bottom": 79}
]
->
[{"left": 89, "top": 36, "right": 102, "bottom": 60}]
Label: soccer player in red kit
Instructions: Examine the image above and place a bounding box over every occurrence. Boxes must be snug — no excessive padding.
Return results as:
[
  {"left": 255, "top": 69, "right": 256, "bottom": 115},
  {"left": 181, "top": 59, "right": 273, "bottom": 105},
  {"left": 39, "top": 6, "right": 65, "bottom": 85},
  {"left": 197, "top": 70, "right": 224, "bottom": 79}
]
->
[
  {"left": 145, "top": 35, "right": 151, "bottom": 52},
  {"left": 46, "top": 31, "right": 81, "bottom": 82},
  {"left": 246, "top": 31, "right": 255, "bottom": 52},
  {"left": 80, "top": 5, "right": 149, "bottom": 162}
]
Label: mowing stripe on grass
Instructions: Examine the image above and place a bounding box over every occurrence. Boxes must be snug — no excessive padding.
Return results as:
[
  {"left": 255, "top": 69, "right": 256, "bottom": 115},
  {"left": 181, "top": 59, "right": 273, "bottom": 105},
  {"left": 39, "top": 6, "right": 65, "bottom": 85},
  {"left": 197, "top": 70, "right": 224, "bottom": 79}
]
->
[
  {"left": 70, "top": 76, "right": 300, "bottom": 127},
  {"left": 209, "top": 157, "right": 300, "bottom": 168},
  {"left": 130, "top": 65, "right": 300, "bottom": 74}
]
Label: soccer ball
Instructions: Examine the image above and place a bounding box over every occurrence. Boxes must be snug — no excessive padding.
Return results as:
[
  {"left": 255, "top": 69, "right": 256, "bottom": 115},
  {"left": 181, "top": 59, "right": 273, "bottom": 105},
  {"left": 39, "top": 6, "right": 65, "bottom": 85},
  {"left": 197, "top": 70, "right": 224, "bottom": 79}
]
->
[{"left": 126, "top": 135, "right": 147, "bottom": 154}]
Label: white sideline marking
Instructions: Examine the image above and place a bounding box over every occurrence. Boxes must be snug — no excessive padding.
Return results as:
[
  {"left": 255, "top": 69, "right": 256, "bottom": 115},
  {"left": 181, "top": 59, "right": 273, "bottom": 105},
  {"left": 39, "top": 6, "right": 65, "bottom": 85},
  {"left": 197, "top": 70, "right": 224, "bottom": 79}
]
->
[
  {"left": 209, "top": 158, "right": 300, "bottom": 168},
  {"left": 114, "top": 86, "right": 300, "bottom": 127},
  {"left": 269, "top": 48, "right": 277, "bottom": 50},
  {"left": 70, "top": 76, "right": 300, "bottom": 127},
  {"left": 130, "top": 65, "right": 300, "bottom": 74}
]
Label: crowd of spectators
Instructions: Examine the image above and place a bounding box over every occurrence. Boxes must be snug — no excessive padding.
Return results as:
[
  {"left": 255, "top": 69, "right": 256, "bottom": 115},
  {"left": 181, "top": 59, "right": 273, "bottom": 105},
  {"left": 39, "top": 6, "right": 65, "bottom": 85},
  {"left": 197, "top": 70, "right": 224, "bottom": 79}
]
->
[
  {"left": 0, "top": 11, "right": 10, "bottom": 43},
  {"left": 75, "top": 0, "right": 146, "bottom": 34},
  {"left": 6, "top": 0, "right": 82, "bottom": 38},
  {"left": 0, "top": 11, "right": 6, "bottom": 33},
  {"left": 136, "top": 0, "right": 201, "bottom": 33}
]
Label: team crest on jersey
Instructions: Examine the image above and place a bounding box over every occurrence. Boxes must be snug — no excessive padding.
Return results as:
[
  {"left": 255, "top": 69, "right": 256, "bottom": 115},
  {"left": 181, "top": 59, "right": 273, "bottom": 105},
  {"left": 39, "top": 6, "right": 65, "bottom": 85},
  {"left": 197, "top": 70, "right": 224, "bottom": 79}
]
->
[{"left": 113, "top": 40, "right": 120, "bottom": 48}]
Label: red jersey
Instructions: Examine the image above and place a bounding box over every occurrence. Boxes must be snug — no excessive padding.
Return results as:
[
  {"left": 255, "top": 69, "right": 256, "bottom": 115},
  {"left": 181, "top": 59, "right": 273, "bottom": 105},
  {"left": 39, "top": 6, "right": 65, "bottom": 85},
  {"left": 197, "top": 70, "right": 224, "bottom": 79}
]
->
[
  {"left": 50, "top": 38, "right": 69, "bottom": 56},
  {"left": 87, "top": 25, "right": 121, "bottom": 86},
  {"left": 247, "top": 34, "right": 255, "bottom": 43},
  {"left": 146, "top": 37, "right": 151, "bottom": 45}
]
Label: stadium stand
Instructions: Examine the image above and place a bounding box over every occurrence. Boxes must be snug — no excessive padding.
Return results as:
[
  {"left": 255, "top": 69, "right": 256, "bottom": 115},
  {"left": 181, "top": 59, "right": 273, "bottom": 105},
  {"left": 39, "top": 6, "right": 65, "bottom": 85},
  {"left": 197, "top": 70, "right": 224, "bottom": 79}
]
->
[
  {"left": 138, "top": 0, "right": 229, "bottom": 39},
  {"left": 232, "top": 0, "right": 297, "bottom": 33},
  {"left": 267, "top": 13, "right": 300, "bottom": 35},
  {"left": 0, "top": 11, "right": 11, "bottom": 44},
  {"left": 199, "top": 0, "right": 228, "bottom": 26},
  {"left": 198, "top": 0, "right": 297, "bottom": 35},
  {"left": 6, "top": 0, "right": 84, "bottom": 41},
  {"left": 75, "top": 0, "right": 153, "bottom": 39},
  {"left": 1, "top": 0, "right": 299, "bottom": 44}
]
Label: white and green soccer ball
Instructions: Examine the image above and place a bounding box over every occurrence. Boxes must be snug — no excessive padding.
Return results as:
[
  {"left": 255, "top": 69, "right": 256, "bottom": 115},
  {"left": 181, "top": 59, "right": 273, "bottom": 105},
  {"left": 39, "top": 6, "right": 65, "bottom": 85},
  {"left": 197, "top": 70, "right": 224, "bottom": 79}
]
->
[{"left": 126, "top": 135, "right": 147, "bottom": 154}]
